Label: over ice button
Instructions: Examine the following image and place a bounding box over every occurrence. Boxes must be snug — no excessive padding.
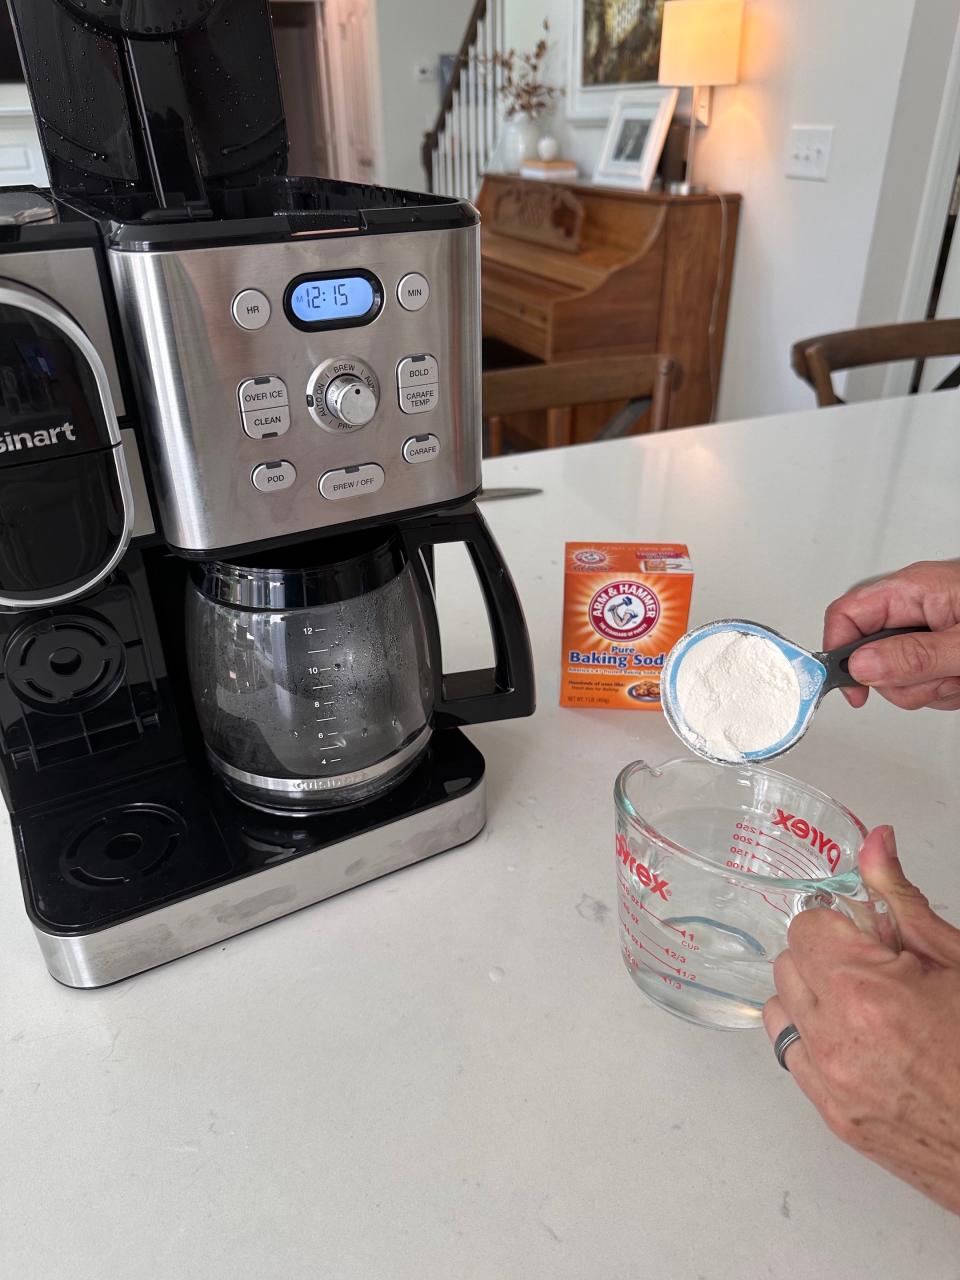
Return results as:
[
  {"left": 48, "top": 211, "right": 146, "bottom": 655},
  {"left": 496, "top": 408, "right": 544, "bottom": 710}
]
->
[
  {"left": 238, "top": 376, "right": 288, "bottom": 410},
  {"left": 402, "top": 434, "right": 441, "bottom": 464},
  {"left": 252, "top": 461, "right": 296, "bottom": 492},
  {"left": 319, "top": 463, "right": 385, "bottom": 500}
]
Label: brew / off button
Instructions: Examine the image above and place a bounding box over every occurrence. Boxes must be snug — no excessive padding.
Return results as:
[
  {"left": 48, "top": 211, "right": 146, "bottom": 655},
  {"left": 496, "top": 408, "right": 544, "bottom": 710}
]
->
[
  {"left": 319, "top": 464, "right": 385, "bottom": 500},
  {"left": 252, "top": 461, "right": 296, "bottom": 492},
  {"left": 403, "top": 434, "right": 441, "bottom": 464}
]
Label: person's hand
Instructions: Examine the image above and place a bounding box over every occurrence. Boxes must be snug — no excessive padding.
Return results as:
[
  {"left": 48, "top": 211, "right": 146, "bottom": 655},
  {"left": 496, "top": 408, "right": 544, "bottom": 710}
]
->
[
  {"left": 823, "top": 559, "right": 960, "bottom": 710},
  {"left": 763, "top": 826, "right": 960, "bottom": 1215}
]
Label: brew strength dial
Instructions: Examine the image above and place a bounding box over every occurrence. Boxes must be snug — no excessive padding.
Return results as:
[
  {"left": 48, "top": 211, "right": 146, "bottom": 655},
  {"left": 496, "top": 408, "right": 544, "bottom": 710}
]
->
[
  {"left": 325, "top": 375, "right": 377, "bottom": 427},
  {"left": 306, "top": 356, "right": 380, "bottom": 434}
]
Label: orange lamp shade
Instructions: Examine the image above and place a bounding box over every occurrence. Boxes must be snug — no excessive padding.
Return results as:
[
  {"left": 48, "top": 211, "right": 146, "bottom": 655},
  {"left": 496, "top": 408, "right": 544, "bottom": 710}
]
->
[{"left": 658, "top": 0, "right": 743, "bottom": 87}]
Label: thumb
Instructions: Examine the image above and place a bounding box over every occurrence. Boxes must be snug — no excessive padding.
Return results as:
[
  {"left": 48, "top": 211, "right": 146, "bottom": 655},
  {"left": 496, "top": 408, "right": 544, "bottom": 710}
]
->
[
  {"left": 848, "top": 627, "right": 960, "bottom": 688},
  {"left": 859, "top": 826, "right": 960, "bottom": 967}
]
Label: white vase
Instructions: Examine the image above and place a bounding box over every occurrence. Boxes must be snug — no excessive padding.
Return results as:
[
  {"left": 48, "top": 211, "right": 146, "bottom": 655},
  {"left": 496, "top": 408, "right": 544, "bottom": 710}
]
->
[
  {"left": 537, "top": 135, "right": 560, "bottom": 162},
  {"left": 501, "top": 113, "right": 540, "bottom": 173}
]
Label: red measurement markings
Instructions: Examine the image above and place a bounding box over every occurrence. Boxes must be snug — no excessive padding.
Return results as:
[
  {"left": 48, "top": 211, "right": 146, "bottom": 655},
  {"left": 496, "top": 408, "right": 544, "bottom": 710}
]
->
[
  {"left": 617, "top": 870, "right": 687, "bottom": 936},
  {"left": 757, "top": 830, "right": 825, "bottom": 877}
]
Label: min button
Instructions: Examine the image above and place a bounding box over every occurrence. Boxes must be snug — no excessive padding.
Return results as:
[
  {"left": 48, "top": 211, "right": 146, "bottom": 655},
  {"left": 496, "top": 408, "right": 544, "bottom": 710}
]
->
[{"left": 397, "top": 272, "right": 430, "bottom": 311}]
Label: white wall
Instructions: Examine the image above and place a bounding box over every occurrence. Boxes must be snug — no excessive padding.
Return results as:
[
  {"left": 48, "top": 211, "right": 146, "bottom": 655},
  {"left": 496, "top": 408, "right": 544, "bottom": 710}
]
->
[
  {"left": 375, "top": 0, "right": 475, "bottom": 190},
  {"left": 505, "top": 0, "right": 960, "bottom": 422}
]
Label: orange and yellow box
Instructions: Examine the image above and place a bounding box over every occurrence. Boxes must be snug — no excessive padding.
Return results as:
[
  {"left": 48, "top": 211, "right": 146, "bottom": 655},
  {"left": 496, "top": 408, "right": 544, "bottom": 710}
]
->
[{"left": 560, "top": 542, "right": 694, "bottom": 710}]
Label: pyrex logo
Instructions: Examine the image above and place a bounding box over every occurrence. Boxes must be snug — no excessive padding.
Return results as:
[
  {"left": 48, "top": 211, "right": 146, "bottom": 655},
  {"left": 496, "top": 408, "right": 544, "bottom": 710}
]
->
[
  {"left": 0, "top": 422, "right": 76, "bottom": 454},
  {"left": 616, "top": 834, "right": 670, "bottom": 900},
  {"left": 590, "top": 581, "right": 660, "bottom": 642},
  {"left": 773, "top": 809, "right": 842, "bottom": 872}
]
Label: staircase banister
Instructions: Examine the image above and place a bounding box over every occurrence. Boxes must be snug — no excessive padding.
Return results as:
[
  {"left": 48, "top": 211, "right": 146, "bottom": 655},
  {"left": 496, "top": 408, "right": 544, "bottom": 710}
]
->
[{"left": 422, "top": 0, "right": 489, "bottom": 183}]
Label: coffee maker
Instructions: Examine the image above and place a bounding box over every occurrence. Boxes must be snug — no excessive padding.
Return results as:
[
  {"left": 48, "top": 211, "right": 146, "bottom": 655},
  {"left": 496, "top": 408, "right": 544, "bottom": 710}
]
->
[{"left": 0, "top": 0, "right": 534, "bottom": 987}]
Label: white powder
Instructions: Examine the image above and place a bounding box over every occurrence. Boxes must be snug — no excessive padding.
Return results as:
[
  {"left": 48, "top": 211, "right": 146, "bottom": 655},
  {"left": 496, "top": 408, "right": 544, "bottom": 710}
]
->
[{"left": 674, "top": 630, "right": 802, "bottom": 762}]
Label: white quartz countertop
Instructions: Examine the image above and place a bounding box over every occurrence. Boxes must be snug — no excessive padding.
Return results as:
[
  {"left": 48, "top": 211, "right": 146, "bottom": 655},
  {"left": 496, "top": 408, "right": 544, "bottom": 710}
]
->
[{"left": 3, "top": 394, "right": 960, "bottom": 1278}]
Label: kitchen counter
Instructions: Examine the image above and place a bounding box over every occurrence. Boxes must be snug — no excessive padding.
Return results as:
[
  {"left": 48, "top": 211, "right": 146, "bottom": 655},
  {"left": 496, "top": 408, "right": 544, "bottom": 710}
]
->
[{"left": 3, "top": 393, "right": 960, "bottom": 1278}]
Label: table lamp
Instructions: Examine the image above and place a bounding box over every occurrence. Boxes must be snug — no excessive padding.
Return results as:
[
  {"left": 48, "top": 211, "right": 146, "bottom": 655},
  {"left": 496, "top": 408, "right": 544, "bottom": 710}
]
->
[{"left": 658, "top": 0, "right": 743, "bottom": 193}]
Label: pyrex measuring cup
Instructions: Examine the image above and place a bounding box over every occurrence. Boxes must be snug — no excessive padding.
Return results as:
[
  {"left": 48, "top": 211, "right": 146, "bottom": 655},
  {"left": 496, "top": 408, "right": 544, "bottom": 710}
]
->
[{"left": 615, "top": 758, "right": 898, "bottom": 1029}]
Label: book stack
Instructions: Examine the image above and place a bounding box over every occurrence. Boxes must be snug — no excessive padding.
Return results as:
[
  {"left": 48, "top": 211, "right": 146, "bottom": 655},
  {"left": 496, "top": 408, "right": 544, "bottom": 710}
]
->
[{"left": 519, "top": 158, "right": 578, "bottom": 182}]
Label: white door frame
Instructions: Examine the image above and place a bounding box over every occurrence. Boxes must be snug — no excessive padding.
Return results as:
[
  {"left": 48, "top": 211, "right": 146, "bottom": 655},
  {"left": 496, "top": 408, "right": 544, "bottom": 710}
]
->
[
  {"left": 322, "top": 0, "right": 385, "bottom": 185},
  {"left": 884, "top": 16, "right": 960, "bottom": 397},
  {"left": 270, "top": 0, "right": 341, "bottom": 177}
]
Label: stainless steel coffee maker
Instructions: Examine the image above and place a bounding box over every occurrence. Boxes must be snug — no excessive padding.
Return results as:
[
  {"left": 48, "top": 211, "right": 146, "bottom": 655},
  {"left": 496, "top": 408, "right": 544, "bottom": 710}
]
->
[{"left": 0, "top": 0, "right": 534, "bottom": 986}]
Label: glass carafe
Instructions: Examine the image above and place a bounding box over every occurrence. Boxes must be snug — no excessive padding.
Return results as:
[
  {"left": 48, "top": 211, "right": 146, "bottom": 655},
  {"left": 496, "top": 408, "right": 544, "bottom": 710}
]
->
[{"left": 187, "top": 530, "right": 435, "bottom": 812}]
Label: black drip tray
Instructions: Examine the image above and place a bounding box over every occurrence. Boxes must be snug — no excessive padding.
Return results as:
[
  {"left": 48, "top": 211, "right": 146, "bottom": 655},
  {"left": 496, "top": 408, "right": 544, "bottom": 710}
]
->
[{"left": 16, "top": 730, "right": 484, "bottom": 935}]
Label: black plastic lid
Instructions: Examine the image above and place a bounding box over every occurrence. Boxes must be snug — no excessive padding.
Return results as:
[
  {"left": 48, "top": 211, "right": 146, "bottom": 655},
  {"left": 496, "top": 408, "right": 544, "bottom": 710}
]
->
[{"left": 193, "top": 529, "right": 407, "bottom": 610}]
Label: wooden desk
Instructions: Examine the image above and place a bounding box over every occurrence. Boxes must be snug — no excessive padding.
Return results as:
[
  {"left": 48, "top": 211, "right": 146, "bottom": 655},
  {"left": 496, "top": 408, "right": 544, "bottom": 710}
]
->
[{"left": 476, "top": 176, "right": 741, "bottom": 436}]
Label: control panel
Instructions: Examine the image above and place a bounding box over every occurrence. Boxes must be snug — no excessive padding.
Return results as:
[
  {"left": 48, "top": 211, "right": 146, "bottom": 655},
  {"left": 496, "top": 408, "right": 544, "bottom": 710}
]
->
[{"left": 108, "top": 225, "right": 482, "bottom": 552}]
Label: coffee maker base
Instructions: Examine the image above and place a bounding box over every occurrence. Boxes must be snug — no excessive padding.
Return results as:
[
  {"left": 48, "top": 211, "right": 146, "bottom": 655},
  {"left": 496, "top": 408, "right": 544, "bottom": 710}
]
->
[{"left": 17, "top": 731, "right": 486, "bottom": 989}]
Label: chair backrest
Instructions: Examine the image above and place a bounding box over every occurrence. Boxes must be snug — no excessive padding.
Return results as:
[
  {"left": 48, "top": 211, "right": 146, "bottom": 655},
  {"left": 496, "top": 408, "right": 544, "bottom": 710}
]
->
[
  {"left": 481, "top": 354, "right": 681, "bottom": 435},
  {"left": 791, "top": 319, "right": 960, "bottom": 407}
]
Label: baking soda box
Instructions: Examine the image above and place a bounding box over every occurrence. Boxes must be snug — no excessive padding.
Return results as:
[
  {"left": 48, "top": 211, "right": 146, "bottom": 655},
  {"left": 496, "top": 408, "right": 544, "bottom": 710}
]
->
[{"left": 560, "top": 543, "right": 693, "bottom": 710}]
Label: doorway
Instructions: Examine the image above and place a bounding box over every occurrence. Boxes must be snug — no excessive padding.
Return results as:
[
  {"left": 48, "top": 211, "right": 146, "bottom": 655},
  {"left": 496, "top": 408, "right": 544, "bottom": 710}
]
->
[{"left": 270, "top": 1, "right": 335, "bottom": 177}]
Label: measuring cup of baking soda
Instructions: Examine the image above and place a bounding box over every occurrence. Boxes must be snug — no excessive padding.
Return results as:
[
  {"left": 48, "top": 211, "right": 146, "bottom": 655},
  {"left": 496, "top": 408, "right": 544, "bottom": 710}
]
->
[{"left": 614, "top": 758, "right": 899, "bottom": 1029}]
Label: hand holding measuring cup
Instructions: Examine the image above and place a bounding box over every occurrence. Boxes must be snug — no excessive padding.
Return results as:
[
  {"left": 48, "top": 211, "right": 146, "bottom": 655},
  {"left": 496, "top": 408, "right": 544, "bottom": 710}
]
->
[{"left": 764, "top": 825, "right": 960, "bottom": 1218}]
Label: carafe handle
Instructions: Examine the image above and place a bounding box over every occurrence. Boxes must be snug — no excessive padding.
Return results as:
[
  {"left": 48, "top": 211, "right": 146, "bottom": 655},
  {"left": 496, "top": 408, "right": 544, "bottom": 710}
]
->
[{"left": 400, "top": 503, "right": 536, "bottom": 727}]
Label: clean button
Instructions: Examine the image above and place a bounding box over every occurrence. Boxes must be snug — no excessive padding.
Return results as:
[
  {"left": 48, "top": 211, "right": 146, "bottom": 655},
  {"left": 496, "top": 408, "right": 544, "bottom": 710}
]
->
[
  {"left": 318, "top": 464, "right": 385, "bottom": 500},
  {"left": 232, "top": 289, "right": 271, "bottom": 330},
  {"left": 397, "top": 272, "right": 430, "bottom": 311},
  {"left": 252, "top": 461, "right": 296, "bottom": 491},
  {"left": 243, "top": 406, "right": 290, "bottom": 439},
  {"left": 403, "top": 434, "right": 441, "bottom": 464}
]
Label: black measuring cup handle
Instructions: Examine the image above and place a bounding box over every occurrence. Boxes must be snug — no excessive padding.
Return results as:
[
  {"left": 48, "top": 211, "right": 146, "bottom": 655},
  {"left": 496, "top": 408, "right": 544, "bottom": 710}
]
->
[{"left": 817, "top": 626, "right": 933, "bottom": 691}]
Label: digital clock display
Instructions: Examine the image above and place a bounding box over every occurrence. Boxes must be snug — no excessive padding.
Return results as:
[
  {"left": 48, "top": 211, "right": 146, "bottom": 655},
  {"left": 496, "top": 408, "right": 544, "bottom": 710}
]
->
[{"left": 284, "top": 270, "right": 382, "bottom": 331}]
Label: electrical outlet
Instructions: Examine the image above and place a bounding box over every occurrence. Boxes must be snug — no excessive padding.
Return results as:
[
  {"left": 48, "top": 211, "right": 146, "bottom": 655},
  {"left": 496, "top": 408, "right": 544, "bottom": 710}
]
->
[
  {"left": 414, "top": 62, "right": 435, "bottom": 83},
  {"left": 786, "top": 125, "right": 833, "bottom": 181}
]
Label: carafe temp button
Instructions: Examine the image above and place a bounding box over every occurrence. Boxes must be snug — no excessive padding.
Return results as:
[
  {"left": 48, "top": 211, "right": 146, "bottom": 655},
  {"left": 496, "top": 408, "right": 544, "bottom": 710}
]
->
[
  {"left": 318, "top": 464, "right": 385, "bottom": 500},
  {"left": 402, "top": 434, "right": 441, "bottom": 464},
  {"left": 252, "top": 461, "right": 296, "bottom": 492}
]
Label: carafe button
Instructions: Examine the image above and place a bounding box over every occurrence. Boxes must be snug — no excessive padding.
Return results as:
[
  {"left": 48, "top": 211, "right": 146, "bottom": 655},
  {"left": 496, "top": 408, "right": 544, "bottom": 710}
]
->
[
  {"left": 252, "top": 461, "right": 296, "bottom": 492},
  {"left": 402, "top": 434, "right": 441, "bottom": 464}
]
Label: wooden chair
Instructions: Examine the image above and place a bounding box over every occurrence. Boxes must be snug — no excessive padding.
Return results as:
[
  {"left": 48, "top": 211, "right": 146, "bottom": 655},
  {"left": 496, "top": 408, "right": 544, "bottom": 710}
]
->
[
  {"left": 791, "top": 319, "right": 960, "bottom": 407},
  {"left": 481, "top": 354, "right": 682, "bottom": 456}
]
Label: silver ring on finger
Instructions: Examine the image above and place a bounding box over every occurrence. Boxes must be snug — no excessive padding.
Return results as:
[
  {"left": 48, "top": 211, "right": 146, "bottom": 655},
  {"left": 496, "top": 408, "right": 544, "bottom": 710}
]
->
[{"left": 774, "top": 1023, "right": 802, "bottom": 1071}]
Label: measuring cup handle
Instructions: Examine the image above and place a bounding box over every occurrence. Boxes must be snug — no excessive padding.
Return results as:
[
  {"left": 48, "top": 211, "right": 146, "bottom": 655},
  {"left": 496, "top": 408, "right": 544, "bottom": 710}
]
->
[
  {"left": 400, "top": 503, "right": 536, "bottom": 727},
  {"left": 819, "top": 626, "right": 932, "bottom": 691}
]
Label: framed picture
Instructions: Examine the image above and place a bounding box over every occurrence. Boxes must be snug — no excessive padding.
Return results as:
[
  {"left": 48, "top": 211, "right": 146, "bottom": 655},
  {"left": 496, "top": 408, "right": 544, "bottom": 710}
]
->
[
  {"left": 592, "top": 88, "right": 678, "bottom": 190},
  {"left": 568, "top": 0, "right": 666, "bottom": 123}
]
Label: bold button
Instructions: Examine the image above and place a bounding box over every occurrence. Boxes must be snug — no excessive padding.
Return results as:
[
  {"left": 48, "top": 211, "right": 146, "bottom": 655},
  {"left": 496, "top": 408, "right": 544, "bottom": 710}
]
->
[
  {"left": 397, "top": 272, "right": 430, "bottom": 311},
  {"left": 243, "top": 406, "right": 290, "bottom": 439},
  {"left": 402, "top": 434, "right": 441, "bottom": 464},
  {"left": 252, "top": 461, "right": 296, "bottom": 491},
  {"left": 238, "top": 376, "right": 288, "bottom": 409},
  {"left": 397, "top": 354, "right": 439, "bottom": 387},
  {"left": 399, "top": 383, "right": 438, "bottom": 414},
  {"left": 318, "top": 463, "right": 385, "bottom": 500},
  {"left": 232, "top": 289, "right": 271, "bottom": 330}
]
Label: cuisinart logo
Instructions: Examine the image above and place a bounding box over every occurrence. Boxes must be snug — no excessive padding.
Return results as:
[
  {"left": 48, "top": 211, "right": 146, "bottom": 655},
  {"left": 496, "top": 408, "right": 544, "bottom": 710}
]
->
[{"left": 0, "top": 422, "right": 76, "bottom": 455}]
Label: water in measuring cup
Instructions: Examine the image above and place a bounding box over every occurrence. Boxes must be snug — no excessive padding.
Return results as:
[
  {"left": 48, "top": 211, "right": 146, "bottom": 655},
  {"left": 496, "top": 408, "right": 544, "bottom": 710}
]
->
[{"left": 617, "top": 803, "right": 862, "bottom": 1029}]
